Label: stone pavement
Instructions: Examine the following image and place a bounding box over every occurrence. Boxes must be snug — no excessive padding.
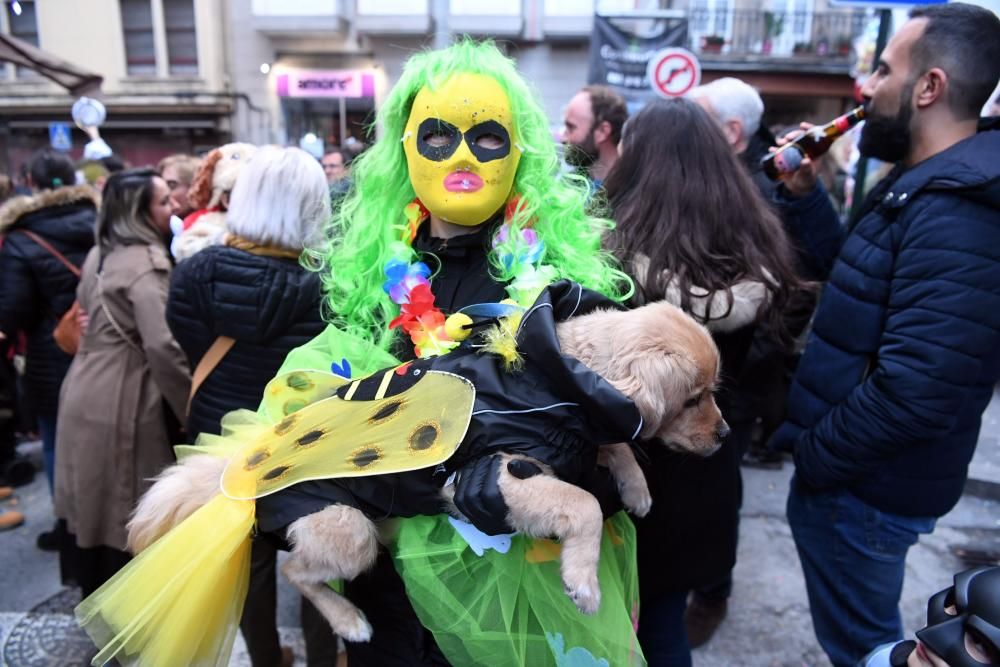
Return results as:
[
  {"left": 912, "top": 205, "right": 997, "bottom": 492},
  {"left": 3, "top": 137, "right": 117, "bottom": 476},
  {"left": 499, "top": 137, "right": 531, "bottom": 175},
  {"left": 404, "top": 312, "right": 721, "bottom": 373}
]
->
[{"left": 2, "top": 389, "right": 998, "bottom": 666}]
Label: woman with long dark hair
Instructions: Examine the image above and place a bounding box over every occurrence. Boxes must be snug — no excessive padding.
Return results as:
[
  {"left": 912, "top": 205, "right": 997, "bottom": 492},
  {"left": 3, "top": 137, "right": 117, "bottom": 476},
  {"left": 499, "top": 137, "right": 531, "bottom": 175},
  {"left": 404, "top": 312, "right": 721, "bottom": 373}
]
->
[
  {"left": 603, "top": 97, "right": 804, "bottom": 666},
  {"left": 54, "top": 169, "right": 190, "bottom": 595}
]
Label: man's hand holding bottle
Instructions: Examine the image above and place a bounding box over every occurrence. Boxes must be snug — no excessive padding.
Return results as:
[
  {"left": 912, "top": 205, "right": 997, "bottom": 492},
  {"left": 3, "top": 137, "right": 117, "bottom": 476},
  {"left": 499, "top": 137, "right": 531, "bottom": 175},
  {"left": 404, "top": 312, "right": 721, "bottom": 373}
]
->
[{"left": 771, "top": 122, "right": 822, "bottom": 198}]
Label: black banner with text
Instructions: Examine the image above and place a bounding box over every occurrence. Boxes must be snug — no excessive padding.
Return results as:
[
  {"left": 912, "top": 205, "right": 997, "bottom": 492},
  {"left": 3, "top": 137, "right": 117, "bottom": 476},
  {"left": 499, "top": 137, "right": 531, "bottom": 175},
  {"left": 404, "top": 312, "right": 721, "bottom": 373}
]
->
[{"left": 587, "top": 15, "right": 689, "bottom": 105}]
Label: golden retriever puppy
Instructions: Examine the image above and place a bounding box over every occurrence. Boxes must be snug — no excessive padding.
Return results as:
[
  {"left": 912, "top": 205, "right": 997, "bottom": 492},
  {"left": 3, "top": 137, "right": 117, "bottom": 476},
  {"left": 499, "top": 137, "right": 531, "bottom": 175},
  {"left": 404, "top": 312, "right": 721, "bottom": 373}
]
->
[
  {"left": 128, "top": 299, "right": 725, "bottom": 641},
  {"left": 482, "top": 301, "right": 727, "bottom": 614}
]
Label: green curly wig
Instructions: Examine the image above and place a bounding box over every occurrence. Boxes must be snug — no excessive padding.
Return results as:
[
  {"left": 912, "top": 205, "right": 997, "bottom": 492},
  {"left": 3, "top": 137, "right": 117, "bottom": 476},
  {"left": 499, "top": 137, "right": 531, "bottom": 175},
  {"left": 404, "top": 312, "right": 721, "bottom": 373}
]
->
[{"left": 307, "top": 39, "right": 632, "bottom": 352}]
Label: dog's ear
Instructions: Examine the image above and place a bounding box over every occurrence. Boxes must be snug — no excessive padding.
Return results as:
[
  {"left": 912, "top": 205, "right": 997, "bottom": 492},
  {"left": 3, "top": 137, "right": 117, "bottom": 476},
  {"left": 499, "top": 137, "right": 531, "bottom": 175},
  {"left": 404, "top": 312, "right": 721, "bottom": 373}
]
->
[
  {"left": 609, "top": 349, "right": 696, "bottom": 431},
  {"left": 187, "top": 148, "right": 222, "bottom": 210}
]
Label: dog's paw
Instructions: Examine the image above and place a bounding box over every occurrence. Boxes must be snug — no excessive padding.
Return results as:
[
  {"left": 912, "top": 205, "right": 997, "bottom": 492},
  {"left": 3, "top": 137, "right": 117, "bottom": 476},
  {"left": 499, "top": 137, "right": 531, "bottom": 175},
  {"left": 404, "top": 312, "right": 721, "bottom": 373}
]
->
[
  {"left": 563, "top": 573, "right": 602, "bottom": 615},
  {"left": 620, "top": 479, "right": 652, "bottom": 518},
  {"left": 337, "top": 610, "right": 373, "bottom": 643}
]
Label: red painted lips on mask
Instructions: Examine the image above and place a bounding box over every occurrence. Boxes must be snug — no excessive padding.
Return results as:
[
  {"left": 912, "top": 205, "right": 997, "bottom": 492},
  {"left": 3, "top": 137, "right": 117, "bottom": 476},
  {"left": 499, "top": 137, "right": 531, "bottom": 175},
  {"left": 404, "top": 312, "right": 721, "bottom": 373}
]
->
[{"left": 443, "top": 171, "right": 484, "bottom": 193}]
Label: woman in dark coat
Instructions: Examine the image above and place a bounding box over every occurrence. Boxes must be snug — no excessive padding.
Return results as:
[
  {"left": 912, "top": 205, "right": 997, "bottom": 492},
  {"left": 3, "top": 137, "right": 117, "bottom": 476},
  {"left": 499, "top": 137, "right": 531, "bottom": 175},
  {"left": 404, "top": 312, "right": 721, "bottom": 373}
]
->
[
  {"left": 166, "top": 145, "right": 331, "bottom": 667},
  {"left": 603, "top": 98, "right": 804, "bottom": 667},
  {"left": 0, "top": 150, "right": 97, "bottom": 518}
]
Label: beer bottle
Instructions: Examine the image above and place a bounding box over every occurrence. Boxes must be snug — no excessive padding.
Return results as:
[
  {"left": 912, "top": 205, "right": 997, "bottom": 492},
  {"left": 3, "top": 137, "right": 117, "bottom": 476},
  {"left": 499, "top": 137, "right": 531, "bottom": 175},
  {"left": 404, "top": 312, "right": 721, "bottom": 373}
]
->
[{"left": 761, "top": 106, "right": 865, "bottom": 180}]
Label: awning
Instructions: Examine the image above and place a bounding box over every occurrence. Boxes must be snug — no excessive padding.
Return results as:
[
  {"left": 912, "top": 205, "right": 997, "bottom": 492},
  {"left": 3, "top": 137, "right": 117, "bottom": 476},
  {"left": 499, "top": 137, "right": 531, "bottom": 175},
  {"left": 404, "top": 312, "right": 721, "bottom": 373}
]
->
[{"left": 0, "top": 32, "right": 102, "bottom": 96}]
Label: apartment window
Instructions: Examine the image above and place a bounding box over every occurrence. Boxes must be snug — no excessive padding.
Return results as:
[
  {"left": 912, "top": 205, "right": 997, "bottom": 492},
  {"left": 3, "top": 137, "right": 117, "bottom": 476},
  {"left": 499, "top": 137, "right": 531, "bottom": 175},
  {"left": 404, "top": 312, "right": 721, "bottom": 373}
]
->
[
  {"left": 163, "top": 0, "right": 198, "bottom": 75},
  {"left": 121, "top": 0, "right": 156, "bottom": 75},
  {"left": 6, "top": 0, "right": 40, "bottom": 78}
]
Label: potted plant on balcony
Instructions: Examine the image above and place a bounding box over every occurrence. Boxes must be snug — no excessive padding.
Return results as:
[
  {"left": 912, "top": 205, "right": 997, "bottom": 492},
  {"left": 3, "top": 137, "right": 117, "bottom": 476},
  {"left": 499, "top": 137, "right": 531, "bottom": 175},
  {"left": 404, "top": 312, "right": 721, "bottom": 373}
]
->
[
  {"left": 793, "top": 41, "right": 813, "bottom": 55},
  {"left": 702, "top": 34, "right": 725, "bottom": 54},
  {"left": 836, "top": 35, "right": 854, "bottom": 57},
  {"left": 762, "top": 11, "right": 784, "bottom": 55}
]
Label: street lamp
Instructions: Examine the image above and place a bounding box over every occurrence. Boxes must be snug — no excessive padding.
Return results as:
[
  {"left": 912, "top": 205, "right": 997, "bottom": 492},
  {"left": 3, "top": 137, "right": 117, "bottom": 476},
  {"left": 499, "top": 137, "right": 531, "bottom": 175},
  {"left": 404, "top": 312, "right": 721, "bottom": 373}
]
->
[{"left": 259, "top": 63, "right": 271, "bottom": 74}]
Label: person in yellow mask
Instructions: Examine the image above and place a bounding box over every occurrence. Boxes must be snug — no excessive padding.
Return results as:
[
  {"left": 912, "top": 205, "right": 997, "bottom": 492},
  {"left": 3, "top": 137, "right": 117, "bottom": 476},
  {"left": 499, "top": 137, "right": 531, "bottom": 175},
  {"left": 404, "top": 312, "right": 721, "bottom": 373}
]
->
[
  {"left": 402, "top": 73, "right": 522, "bottom": 231},
  {"left": 73, "top": 40, "right": 646, "bottom": 667}
]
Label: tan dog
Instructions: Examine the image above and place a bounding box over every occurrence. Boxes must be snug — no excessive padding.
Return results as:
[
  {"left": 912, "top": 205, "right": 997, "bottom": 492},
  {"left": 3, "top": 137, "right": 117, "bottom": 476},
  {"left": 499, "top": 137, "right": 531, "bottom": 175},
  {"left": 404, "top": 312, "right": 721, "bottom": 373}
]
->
[
  {"left": 128, "top": 300, "right": 726, "bottom": 641},
  {"left": 172, "top": 142, "right": 257, "bottom": 261}
]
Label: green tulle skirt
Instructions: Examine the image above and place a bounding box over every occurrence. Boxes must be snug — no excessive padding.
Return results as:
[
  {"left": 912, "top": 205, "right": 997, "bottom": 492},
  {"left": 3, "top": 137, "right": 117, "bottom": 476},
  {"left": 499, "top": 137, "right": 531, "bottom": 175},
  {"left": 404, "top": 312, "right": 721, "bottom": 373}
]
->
[{"left": 389, "top": 512, "right": 645, "bottom": 666}]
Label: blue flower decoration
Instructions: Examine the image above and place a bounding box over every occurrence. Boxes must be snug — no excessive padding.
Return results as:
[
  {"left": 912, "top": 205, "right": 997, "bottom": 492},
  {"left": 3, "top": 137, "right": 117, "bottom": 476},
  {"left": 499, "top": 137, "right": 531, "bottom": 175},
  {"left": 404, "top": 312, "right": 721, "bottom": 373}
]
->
[
  {"left": 383, "top": 259, "right": 432, "bottom": 296},
  {"left": 330, "top": 358, "right": 352, "bottom": 379},
  {"left": 409, "top": 261, "right": 431, "bottom": 280},
  {"left": 383, "top": 258, "right": 410, "bottom": 294}
]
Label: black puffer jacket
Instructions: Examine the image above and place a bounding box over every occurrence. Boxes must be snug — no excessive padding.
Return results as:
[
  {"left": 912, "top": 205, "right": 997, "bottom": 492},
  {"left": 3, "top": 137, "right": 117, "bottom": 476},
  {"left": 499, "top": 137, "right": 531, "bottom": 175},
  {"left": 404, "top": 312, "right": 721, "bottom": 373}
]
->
[
  {"left": 166, "top": 244, "right": 326, "bottom": 439},
  {"left": 772, "top": 119, "right": 1000, "bottom": 519},
  {"left": 0, "top": 185, "right": 98, "bottom": 416}
]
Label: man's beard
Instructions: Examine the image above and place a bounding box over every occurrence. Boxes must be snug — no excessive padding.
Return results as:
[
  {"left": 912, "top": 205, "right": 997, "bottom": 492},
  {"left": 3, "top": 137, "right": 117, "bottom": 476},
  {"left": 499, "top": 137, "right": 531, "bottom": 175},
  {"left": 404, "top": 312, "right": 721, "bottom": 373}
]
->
[
  {"left": 859, "top": 86, "right": 913, "bottom": 163},
  {"left": 564, "top": 131, "right": 599, "bottom": 168}
]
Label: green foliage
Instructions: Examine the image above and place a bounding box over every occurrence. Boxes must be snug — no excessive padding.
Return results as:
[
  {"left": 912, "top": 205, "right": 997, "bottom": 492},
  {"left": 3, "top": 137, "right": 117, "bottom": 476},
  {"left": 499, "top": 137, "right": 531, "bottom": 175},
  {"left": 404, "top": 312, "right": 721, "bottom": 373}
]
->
[{"left": 764, "top": 11, "right": 785, "bottom": 39}]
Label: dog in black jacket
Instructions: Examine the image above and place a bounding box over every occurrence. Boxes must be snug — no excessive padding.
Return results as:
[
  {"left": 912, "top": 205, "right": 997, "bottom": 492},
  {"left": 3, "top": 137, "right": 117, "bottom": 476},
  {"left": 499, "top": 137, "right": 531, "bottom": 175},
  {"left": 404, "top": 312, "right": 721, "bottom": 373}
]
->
[{"left": 128, "top": 283, "right": 726, "bottom": 641}]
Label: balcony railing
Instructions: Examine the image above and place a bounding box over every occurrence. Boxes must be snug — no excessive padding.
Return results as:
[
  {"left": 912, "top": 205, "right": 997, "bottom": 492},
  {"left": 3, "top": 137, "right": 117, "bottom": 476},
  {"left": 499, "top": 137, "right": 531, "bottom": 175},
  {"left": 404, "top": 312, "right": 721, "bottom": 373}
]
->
[{"left": 689, "top": 9, "right": 867, "bottom": 60}]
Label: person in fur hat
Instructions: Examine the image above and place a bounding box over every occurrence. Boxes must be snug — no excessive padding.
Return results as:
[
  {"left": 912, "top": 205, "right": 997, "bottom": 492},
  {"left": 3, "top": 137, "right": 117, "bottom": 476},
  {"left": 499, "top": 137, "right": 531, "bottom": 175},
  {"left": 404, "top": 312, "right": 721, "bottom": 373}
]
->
[
  {"left": 0, "top": 149, "right": 98, "bottom": 545},
  {"left": 172, "top": 142, "right": 257, "bottom": 261}
]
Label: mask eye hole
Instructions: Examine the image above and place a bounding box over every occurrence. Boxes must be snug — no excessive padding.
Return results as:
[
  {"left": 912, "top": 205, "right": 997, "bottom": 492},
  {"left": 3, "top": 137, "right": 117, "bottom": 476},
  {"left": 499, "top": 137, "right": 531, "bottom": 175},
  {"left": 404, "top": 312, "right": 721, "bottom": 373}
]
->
[
  {"left": 423, "top": 130, "right": 454, "bottom": 148},
  {"left": 464, "top": 120, "right": 512, "bottom": 163},
  {"left": 473, "top": 133, "right": 505, "bottom": 150},
  {"left": 944, "top": 589, "right": 958, "bottom": 615},
  {"left": 415, "top": 117, "right": 461, "bottom": 161},
  {"left": 965, "top": 628, "right": 1000, "bottom": 665}
]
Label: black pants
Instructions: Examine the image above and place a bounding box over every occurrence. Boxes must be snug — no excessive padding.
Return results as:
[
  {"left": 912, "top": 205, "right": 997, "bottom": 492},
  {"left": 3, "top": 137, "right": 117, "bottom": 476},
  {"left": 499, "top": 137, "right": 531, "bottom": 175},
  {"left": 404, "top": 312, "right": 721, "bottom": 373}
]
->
[
  {"left": 59, "top": 521, "right": 132, "bottom": 598},
  {"left": 241, "top": 538, "right": 340, "bottom": 667},
  {"left": 343, "top": 551, "right": 450, "bottom": 666}
]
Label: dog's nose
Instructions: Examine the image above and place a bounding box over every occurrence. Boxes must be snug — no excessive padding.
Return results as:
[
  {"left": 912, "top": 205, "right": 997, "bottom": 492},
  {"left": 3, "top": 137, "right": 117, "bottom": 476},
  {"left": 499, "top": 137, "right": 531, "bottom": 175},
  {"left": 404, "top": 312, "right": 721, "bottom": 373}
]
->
[{"left": 715, "top": 420, "right": 731, "bottom": 441}]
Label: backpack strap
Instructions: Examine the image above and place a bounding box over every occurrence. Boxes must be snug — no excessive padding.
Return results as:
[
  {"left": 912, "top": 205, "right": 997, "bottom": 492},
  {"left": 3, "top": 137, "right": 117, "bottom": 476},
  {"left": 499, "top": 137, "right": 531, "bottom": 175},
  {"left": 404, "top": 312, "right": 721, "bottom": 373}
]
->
[{"left": 187, "top": 336, "right": 236, "bottom": 417}]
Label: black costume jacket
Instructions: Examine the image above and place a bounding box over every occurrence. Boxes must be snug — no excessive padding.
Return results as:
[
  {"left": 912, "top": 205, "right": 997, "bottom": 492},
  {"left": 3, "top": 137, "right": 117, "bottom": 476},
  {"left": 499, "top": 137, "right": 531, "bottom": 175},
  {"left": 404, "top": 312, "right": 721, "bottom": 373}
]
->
[{"left": 256, "top": 280, "right": 643, "bottom": 533}]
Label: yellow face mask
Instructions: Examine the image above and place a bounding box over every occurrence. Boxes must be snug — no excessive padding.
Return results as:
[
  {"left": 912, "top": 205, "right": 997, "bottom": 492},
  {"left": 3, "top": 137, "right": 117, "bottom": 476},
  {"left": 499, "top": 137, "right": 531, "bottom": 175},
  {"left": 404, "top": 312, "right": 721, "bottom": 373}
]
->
[{"left": 403, "top": 73, "right": 521, "bottom": 227}]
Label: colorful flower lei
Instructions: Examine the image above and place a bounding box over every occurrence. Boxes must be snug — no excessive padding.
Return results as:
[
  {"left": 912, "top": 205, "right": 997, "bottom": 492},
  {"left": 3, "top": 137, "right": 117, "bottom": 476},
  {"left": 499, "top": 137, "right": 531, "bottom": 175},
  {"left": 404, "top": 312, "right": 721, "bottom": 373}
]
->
[{"left": 383, "top": 198, "right": 556, "bottom": 359}]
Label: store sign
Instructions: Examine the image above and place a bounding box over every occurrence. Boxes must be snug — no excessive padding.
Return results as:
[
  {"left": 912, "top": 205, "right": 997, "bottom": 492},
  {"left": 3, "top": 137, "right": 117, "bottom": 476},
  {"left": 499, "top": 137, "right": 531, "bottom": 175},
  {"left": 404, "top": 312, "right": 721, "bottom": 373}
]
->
[{"left": 277, "top": 70, "right": 376, "bottom": 98}]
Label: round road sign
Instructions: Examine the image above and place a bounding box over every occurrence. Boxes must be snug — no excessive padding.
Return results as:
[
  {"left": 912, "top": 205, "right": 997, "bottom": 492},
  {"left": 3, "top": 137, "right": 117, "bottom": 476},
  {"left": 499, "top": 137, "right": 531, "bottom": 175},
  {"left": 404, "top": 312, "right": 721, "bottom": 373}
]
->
[{"left": 646, "top": 48, "right": 702, "bottom": 99}]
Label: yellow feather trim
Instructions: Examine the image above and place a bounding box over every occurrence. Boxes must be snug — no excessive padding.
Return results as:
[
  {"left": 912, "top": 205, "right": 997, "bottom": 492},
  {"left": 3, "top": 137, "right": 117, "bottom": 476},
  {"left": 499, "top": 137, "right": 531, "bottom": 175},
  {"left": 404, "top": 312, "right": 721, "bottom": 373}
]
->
[{"left": 482, "top": 311, "right": 525, "bottom": 372}]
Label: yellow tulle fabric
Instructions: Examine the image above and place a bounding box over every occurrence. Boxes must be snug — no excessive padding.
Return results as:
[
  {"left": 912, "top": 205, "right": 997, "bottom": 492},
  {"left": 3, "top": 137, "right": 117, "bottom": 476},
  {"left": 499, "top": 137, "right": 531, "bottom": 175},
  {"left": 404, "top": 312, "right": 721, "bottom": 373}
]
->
[
  {"left": 75, "top": 367, "right": 477, "bottom": 666},
  {"left": 75, "top": 493, "right": 254, "bottom": 667}
]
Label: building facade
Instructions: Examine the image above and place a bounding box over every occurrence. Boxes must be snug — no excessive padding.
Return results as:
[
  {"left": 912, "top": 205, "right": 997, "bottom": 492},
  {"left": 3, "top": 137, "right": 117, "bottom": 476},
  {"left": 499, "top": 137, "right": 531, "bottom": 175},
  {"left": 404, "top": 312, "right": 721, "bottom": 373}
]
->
[
  {"left": 229, "top": 0, "right": 868, "bottom": 153},
  {"left": 0, "top": 0, "right": 872, "bottom": 176},
  {"left": 0, "top": 0, "right": 230, "bottom": 174}
]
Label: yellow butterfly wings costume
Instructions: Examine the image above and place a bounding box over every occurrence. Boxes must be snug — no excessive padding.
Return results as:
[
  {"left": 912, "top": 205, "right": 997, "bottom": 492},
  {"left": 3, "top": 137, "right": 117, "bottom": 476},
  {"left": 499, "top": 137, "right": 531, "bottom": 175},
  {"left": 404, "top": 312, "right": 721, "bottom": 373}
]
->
[{"left": 75, "top": 368, "right": 475, "bottom": 667}]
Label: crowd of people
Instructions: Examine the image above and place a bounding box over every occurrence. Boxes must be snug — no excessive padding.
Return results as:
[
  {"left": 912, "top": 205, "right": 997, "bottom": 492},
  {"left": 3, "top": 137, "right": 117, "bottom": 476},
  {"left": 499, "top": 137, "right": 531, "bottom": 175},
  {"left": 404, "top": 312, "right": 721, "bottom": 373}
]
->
[{"left": 0, "top": 3, "right": 999, "bottom": 667}]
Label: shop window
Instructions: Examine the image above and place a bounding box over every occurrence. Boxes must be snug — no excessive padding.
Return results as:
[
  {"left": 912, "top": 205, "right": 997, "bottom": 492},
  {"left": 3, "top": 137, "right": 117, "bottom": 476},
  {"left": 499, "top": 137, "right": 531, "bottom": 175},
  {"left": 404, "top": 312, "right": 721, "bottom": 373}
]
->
[
  {"left": 6, "top": 0, "right": 40, "bottom": 78},
  {"left": 164, "top": 0, "right": 198, "bottom": 76},
  {"left": 121, "top": 0, "right": 156, "bottom": 75}
]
